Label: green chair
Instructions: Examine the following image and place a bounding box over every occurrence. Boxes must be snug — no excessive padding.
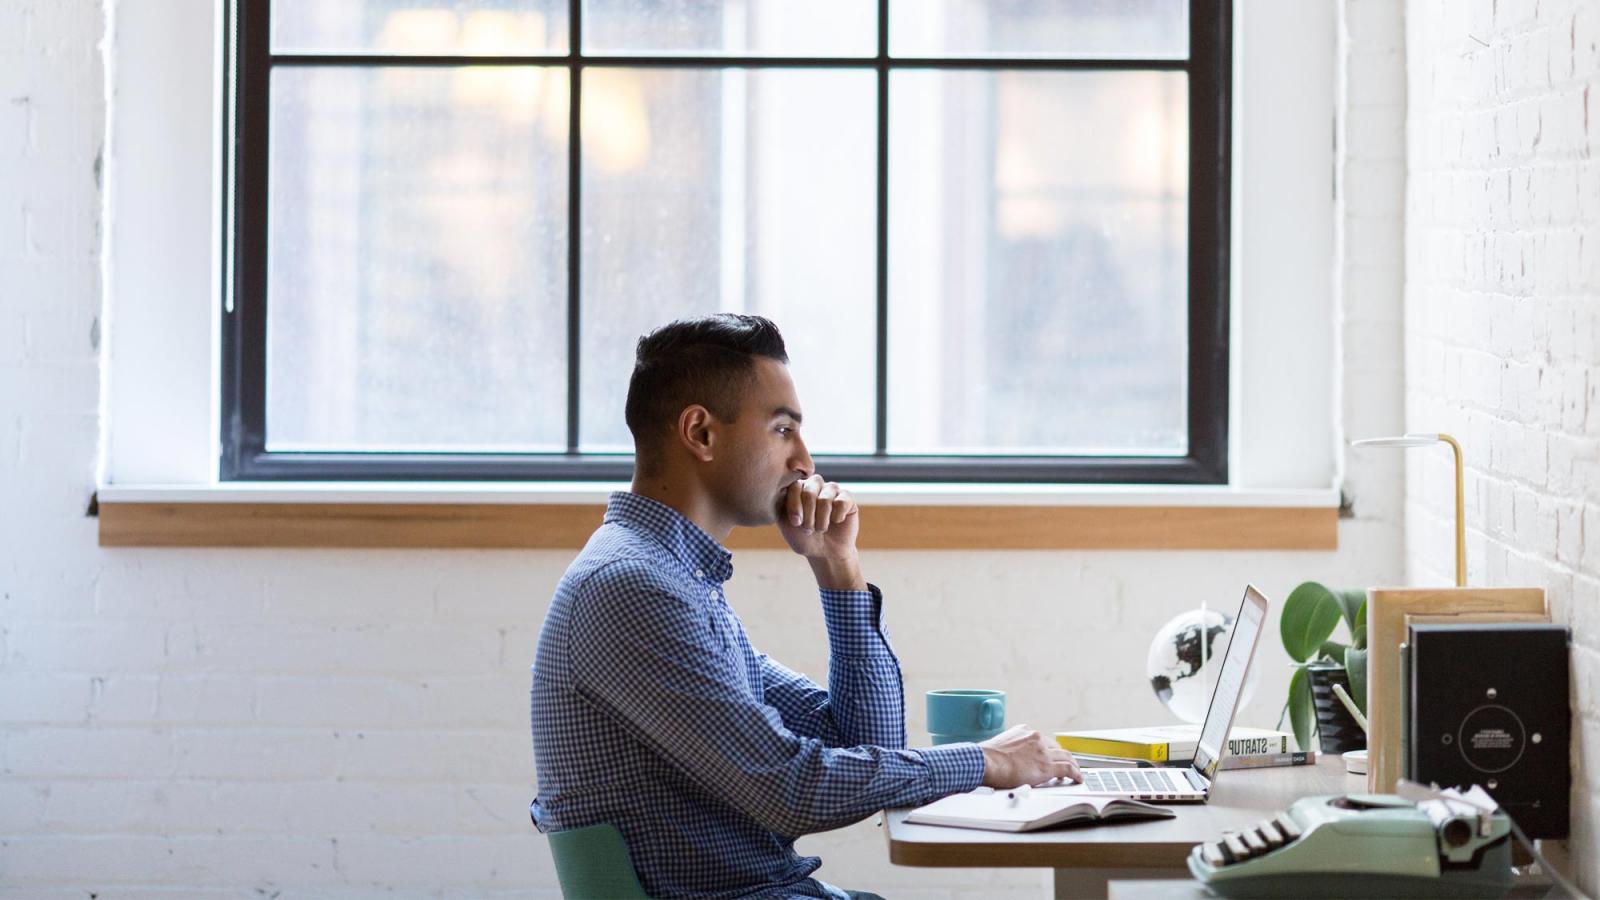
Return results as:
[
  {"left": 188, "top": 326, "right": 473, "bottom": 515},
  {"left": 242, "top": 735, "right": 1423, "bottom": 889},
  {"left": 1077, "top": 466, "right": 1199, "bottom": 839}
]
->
[{"left": 548, "top": 823, "right": 650, "bottom": 899}]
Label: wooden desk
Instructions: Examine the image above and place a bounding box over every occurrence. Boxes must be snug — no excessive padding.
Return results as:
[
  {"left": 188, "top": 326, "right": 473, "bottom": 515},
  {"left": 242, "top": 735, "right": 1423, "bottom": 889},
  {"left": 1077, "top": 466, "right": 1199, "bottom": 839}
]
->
[{"left": 885, "top": 757, "right": 1358, "bottom": 899}]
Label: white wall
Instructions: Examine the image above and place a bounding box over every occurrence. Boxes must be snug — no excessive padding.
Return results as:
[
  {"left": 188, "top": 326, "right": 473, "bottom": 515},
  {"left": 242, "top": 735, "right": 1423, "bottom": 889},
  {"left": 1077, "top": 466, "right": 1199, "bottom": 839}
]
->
[
  {"left": 0, "top": 2, "right": 1410, "bottom": 898},
  {"left": 1405, "top": 0, "right": 1599, "bottom": 891}
]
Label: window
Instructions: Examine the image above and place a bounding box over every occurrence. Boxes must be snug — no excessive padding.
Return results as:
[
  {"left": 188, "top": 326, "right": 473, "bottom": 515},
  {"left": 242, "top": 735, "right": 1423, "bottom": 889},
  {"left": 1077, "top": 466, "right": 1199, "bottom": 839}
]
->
[{"left": 223, "top": 0, "right": 1231, "bottom": 483}]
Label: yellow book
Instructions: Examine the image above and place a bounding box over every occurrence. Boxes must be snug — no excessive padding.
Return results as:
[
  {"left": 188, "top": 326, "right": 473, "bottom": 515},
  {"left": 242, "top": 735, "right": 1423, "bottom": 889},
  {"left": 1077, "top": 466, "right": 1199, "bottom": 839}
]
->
[
  {"left": 1056, "top": 734, "right": 1172, "bottom": 762},
  {"left": 1055, "top": 725, "right": 1292, "bottom": 763}
]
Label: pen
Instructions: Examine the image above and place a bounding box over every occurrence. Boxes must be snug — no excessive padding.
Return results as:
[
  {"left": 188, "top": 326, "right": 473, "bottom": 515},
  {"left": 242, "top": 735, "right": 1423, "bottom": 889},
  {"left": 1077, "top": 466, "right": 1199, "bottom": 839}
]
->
[
  {"left": 1331, "top": 683, "right": 1369, "bottom": 733},
  {"left": 1006, "top": 784, "right": 1032, "bottom": 806}
]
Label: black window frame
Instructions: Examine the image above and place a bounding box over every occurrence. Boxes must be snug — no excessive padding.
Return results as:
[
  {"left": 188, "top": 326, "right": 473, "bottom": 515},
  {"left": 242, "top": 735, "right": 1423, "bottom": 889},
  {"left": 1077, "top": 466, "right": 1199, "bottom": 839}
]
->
[{"left": 221, "top": 0, "right": 1231, "bottom": 483}]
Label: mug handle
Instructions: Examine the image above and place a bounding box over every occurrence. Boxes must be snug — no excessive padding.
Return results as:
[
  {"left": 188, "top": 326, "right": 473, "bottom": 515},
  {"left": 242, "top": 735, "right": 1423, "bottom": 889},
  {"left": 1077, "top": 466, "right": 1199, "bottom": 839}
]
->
[{"left": 979, "top": 698, "right": 1003, "bottom": 731}]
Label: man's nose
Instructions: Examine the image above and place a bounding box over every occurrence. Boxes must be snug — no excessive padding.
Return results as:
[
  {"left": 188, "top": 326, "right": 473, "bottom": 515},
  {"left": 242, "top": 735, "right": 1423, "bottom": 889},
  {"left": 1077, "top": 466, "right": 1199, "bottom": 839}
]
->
[{"left": 790, "top": 435, "right": 815, "bottom": 480}]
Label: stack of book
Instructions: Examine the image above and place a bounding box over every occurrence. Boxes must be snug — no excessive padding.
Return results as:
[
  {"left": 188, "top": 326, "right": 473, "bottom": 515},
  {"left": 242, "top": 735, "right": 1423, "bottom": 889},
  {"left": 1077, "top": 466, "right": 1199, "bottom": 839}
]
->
[{"left": 1054, "top": 725, "right": 1317, "bottom": 770}]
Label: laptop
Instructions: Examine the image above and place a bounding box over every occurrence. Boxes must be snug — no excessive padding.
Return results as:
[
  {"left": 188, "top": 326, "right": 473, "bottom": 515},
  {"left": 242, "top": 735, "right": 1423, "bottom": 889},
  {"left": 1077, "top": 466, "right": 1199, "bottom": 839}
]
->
[{"left": 1051, "top": 584, "right": 1270, "bottom": 804}]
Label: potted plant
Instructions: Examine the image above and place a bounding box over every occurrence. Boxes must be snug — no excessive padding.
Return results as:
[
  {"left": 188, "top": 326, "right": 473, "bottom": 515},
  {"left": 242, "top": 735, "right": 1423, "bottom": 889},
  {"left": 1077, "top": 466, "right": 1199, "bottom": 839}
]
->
[{"left": 1279, "top": 582, "right": 1368, "bottom": 753}]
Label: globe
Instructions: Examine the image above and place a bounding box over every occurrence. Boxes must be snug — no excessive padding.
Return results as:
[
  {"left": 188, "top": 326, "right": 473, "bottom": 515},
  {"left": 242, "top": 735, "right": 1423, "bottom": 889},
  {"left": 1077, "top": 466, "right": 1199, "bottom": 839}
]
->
[{"left": 1146, "top": 607, "right": 1258, "bottom": 724}]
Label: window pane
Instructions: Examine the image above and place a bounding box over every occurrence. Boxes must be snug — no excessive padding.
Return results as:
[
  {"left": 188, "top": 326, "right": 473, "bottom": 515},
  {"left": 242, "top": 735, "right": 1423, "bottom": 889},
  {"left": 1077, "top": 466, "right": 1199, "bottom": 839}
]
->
[
  {"left": 889, "top": 0, "right": 1187, "bottom": 59},
  {"left": 579, "top": 68, "right": 875, "bottom": 454},
  {"left": 267, "top": 66, "right": 569, "bottom": 451},
  {"left": 271, "top": 1, "right": 568, "bottom": 55},
  {"left": 888, "top": 70, "right": 1188, "bottom": 455},
  {"left": 582, "top": 1, "right": 876, "bottom": 57}
]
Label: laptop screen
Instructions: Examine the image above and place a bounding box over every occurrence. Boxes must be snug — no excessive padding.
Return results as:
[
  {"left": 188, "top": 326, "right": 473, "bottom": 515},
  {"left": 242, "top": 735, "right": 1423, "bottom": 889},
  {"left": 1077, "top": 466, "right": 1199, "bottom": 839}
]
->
[{"left": 1191, "top": 586, "right": 1268, "bottom": 781}]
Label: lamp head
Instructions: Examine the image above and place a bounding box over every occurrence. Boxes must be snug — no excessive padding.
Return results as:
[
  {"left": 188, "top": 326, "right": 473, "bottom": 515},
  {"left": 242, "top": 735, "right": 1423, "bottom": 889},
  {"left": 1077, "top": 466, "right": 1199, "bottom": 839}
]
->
[
  {"left": 1351, "top": 432, "right": 1467, "bottom": 588},
  {"left": 1351, "top": 433, "right": 1442, "bottom": 448}
]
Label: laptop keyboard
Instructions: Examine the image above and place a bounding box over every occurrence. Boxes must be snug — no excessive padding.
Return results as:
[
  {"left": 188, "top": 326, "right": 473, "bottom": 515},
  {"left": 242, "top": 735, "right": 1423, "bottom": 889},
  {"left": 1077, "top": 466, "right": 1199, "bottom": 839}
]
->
[{"left": 1082, "top": 768, "right": 1183, "bottom": 794}]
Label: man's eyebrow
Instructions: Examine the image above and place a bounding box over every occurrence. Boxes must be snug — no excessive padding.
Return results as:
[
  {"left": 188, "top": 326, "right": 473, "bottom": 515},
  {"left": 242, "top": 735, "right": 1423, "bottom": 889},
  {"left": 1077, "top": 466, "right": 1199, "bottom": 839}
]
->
[{"left": 772, "top": 406, "right": 803, "bottom": 425}]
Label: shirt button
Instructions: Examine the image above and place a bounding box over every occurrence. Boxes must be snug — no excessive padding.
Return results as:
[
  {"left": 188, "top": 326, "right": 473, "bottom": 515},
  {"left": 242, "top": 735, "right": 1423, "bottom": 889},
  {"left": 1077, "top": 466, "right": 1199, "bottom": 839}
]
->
[{"left": 694, "top": 568, "right": 705, "bottom": 579}]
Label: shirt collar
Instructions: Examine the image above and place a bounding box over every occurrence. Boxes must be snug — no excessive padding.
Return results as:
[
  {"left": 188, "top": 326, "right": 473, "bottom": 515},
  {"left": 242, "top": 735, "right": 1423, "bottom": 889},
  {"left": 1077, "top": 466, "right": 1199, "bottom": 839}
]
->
[{"left": 605, "top": 491, "right": 734, "bottom": 584}]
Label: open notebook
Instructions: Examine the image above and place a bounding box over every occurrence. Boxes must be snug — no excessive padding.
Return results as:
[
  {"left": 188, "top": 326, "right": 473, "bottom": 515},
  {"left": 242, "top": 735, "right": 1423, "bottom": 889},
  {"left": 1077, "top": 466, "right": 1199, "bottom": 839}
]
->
[{"left": 905, "top": 787, "right": 1176, "bottom": 833}]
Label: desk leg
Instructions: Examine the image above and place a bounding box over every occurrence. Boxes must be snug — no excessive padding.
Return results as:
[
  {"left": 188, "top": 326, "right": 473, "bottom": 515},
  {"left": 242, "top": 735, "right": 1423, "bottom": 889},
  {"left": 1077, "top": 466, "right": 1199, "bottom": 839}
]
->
[{"left": 1051, "top": 866, "right": 1190, "bottom": 900}]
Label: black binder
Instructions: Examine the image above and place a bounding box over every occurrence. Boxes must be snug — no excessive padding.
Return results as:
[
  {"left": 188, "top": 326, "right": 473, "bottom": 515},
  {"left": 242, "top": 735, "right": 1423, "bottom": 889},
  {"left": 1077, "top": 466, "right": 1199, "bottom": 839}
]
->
[{"left": 1408, "top": 623, "right": 1570, "bottom": 839}]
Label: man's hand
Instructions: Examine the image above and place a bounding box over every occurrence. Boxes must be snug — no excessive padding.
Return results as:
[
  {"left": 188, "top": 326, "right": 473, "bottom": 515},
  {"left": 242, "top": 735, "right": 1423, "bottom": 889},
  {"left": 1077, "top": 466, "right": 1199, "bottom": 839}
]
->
[
  {"left": 777, "top": 475, "right": 864, "bottom": 590},
  {"left": 978, "top": 724, "right": 1083, "bottom": 788}
]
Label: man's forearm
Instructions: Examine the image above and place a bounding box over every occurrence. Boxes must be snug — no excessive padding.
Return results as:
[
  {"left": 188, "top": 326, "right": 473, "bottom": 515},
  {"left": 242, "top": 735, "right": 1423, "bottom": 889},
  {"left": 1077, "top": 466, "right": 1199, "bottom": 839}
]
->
[
  {"left": 819, "top": 585, "right": 905, "bottom": 747},
  {"left": 808, "top": 555, "right": 866, "bottom": 591}
]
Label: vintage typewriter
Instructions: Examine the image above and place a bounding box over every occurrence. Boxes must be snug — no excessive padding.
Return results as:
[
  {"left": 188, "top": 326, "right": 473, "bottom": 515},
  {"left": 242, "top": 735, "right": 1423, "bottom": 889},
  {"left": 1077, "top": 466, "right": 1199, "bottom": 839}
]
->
[{"left": 1187, "top": 787, "right": 1516, "bottom": 898}]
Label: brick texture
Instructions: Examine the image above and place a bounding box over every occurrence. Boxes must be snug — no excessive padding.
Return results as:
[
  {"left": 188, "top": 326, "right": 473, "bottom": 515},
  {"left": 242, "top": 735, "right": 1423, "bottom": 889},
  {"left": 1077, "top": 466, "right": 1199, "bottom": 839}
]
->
[{"left": 1406, "top": 0, "right": 1600, "bottom": 890}]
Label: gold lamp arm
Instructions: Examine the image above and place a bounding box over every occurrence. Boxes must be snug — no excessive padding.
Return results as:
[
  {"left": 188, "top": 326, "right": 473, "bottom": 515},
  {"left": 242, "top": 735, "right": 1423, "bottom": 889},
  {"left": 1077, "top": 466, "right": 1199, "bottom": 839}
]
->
[{"left": 1437, "top": 433, "right": 1465, "bottom": 586}]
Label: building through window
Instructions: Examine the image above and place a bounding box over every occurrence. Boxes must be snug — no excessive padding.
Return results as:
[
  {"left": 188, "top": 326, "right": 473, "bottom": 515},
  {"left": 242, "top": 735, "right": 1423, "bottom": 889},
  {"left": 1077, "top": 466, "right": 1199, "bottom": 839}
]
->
[{"left": 225, "top": 0, "right": 1230, "bottom": 482}]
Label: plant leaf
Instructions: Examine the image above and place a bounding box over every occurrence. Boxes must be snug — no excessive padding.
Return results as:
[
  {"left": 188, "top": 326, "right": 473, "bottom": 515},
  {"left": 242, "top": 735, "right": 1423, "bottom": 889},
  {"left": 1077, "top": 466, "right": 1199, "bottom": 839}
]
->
[
  {"left": 1288, "top": 666, "right": 1315, "bottom": 751},
  {"left": 1319, "top": 639, "right": 1349, "bottom": 662},
  {"left": 1335, "top": 589, "right": 1366, "bottom": 634},
  {"left": 1345, "top": 647, "right": 1368, "bottom": 717},
  {"left": 1352, "top": 599, "right": 1368, "bottom": 651},
  {"left": 1281, "top": 582, "right": 1343, "bottom": 662}
]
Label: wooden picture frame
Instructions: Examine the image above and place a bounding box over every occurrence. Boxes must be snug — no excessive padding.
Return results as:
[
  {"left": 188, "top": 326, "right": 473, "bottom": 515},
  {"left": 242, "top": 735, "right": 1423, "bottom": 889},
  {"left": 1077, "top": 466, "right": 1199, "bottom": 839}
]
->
[{"left": 1365, "top": 587, "right": 1547, "bottom": 793}]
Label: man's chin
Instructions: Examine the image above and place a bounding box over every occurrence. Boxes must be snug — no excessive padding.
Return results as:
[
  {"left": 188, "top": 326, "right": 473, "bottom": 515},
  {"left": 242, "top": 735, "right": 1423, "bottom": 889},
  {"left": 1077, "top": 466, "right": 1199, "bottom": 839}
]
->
[
  {"left": 731, "top": 498, "right": 781, "bottom": 530},
  {"left": 763, "top": 487, "right": 796, "bottom": 527},
  {"left": 746, "top": 506, "right": 781, "bottom": 529}
]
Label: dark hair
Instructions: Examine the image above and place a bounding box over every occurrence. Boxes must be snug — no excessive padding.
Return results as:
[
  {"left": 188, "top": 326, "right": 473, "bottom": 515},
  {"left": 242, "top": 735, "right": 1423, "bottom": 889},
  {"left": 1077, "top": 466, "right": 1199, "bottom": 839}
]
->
[{"left": 625, "top": 314, "right": 789, "bottom": 461}]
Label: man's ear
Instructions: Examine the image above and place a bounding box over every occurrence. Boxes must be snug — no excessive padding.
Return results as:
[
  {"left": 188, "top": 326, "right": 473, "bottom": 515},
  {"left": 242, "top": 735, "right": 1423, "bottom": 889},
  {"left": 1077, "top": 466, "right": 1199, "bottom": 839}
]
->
[{"left": 675, "top": 404, "right": 717, "bottom": 463}]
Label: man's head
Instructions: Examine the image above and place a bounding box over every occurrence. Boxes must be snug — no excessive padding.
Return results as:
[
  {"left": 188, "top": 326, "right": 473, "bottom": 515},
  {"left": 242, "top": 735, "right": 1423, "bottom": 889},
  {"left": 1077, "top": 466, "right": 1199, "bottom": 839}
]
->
[{"left": 626, "top": 314, "right": 813, "bottom": 527}]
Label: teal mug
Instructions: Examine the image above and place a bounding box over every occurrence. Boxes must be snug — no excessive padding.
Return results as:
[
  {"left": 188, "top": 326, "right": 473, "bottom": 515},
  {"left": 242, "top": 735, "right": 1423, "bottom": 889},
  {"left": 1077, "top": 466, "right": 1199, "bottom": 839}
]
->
[{"left": 926, "top": 689, "right": 1006, "bottom": 745}]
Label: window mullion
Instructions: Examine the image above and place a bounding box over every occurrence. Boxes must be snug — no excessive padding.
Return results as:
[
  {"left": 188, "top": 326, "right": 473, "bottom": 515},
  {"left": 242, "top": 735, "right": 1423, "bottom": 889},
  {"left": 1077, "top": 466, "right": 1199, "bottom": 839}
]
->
[
  {"left": 874, "top": 0, "right": 890, "bottom": 456},
  {"left": 566, "top": 1, "right": 583, "bottom": 454}
]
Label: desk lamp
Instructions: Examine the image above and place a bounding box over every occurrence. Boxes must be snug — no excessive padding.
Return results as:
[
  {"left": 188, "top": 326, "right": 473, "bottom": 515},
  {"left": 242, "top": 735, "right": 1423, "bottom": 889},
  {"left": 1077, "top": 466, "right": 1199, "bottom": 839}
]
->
[{"left": 1350, "top": 433, "right": 1465, "bottom": 587}]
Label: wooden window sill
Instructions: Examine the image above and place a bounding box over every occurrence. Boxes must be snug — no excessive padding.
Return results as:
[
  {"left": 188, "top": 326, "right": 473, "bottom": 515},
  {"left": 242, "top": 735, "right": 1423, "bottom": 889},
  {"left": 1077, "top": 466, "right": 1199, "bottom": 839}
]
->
[{"left": 96, "top": 485, "right": 1339, "bottom": 550}]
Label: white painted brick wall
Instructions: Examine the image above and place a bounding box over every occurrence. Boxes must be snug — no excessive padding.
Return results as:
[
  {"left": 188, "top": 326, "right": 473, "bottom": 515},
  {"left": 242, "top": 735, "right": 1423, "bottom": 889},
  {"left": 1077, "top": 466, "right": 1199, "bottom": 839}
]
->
[
  {"left": 1406, "top": 0, "right": 1600, "bottom": 891},
  {"left": 0, "top": 2, "right": 1411, "bottom": 897},
  {"left": 1338, "top": 0, "right": 1410, "bottom": 538}
]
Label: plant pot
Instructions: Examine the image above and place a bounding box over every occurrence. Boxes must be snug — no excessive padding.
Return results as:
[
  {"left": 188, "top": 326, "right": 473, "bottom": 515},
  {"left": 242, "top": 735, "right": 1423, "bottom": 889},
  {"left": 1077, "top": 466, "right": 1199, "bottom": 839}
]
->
[{"left": 1305, "top": 664, "right": 1366, "bottom": 754}]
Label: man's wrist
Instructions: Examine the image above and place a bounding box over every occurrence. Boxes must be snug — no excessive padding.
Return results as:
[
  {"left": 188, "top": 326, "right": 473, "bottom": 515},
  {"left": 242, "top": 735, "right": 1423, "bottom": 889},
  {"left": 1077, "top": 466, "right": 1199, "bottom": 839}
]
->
[
  {"left": 807, "top": 555, "right": 866, "bottom": 591},
  {"left": 920, "top": 743, "right": 988, "bottom": 795},
  {"left": 979, "top": 744, "right": 999, "bottom": 788}
]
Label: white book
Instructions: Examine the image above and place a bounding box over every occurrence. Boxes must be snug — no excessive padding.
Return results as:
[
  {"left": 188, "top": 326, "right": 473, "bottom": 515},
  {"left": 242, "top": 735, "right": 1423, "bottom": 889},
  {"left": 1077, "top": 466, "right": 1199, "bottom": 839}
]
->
[{"left": 905, "top": 788, "right": 1176, "bottom": 833}]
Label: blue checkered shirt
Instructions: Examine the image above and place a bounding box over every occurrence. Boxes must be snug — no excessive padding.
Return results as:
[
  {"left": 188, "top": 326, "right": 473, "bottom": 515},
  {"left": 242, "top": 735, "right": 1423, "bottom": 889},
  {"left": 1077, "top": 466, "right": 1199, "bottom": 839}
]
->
[{"left": 530, "top": 492, "right": 985, "bottom": 898}]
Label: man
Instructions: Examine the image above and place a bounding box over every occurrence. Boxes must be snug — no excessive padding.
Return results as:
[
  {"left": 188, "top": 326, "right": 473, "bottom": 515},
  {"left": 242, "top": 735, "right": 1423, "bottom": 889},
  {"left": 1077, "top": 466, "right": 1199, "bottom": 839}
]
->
[{"left": 530, "top": 314, "right": 1079, "bottom": 898}]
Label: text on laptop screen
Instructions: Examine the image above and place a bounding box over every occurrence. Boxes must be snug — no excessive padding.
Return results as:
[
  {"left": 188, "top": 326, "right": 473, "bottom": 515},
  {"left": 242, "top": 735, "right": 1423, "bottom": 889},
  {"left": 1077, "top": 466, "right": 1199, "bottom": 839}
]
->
[{"left": 1194, "top": 592, "right": 1264, "bottom": 775}]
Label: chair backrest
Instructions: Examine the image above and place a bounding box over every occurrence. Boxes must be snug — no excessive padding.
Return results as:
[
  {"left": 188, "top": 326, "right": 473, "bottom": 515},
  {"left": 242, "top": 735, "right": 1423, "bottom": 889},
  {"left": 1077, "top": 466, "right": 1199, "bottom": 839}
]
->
[{"left": 548, "top": 823, "right": 650, "bottom": 899}]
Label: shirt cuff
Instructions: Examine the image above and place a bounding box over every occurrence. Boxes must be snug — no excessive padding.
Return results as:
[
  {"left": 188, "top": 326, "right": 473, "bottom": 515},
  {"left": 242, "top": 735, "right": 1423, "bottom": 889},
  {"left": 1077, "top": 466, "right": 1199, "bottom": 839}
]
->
[
  {"left": 818, "top": 583, "right": 888, "bottom": 658},
  {"left": 916, "top": 742, "right": 987, "bottom": 796}
]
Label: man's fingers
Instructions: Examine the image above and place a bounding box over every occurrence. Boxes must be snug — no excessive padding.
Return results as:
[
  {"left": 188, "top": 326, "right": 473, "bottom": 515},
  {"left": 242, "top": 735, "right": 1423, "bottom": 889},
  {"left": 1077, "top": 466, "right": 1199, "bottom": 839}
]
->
[
  {"left": 1033, "top": 743, "right": 1078, "bottom": 783},
  {"left": 814, "top": 483, "right": 840, "bottom": 533},
  {"left": 1053, "top": 759, "right": 1082, "bottom": 783},
  {"left": 784, "top": 477, "right": 819, "bottom": 528},
  {"left": 1061, "top": 754, "right": 1083, "bottom": 783},
  {"left": 785, "top": 482, "right": 804, "bottom": 526},
  {"left": 781, "top": 477, "right": 859, "bottom": 536},
  {"left": 801, "top": 476, "right": 822, "bottom": 530},
  {"left": 815, "top": 498, "right": 834, "bottom": 533},
  {"left": 832, "top": 489, "right": 854, "bottom": 523},
  {"left": 782, "top": 477, "right": 863, "bottom": 543},
  {"left": 1046, "top": 749, "right": 1081, "bottom": 780},
  {"left": 786, "top": 475, "right": 823, "bottom": 531}
]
